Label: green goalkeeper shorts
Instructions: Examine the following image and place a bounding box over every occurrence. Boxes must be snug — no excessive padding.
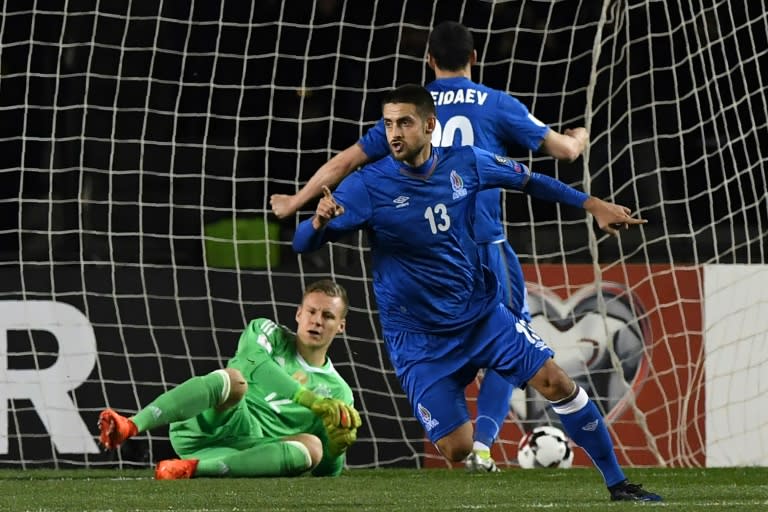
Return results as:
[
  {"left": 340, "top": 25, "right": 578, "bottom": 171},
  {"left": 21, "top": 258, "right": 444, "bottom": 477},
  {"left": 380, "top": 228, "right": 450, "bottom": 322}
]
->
[{"left": 169, "top": 399, "right": 268, "bottom": 457}]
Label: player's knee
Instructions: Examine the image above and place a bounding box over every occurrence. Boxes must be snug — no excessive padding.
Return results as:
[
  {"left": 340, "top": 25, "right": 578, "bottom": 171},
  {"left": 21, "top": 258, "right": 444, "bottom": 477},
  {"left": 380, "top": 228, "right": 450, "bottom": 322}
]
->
[
  {"left": 217, "top": 368, "right": 247, "bottom": 410},
  {"left": 435, "top": 423, "right": 473, "bottom": 462},
  {"left": 529, "top": 359, "right": 575, "bottom": 402},
  {"left": 287, "top": 433, "right": 323, "bottom": 468},
  {"left": 437, "top": 439, "right": 472, "bottom": 462}
]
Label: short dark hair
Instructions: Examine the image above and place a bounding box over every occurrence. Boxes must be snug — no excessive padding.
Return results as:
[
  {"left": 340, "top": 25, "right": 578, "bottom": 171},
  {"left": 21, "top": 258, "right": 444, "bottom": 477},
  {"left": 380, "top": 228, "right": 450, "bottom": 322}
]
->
[
  {"left": 428, "top": 21, "right": 474, "bottom": 71},
  {"left": 380, "top": 84, "right": 436, "bottom": 120},
  {"left": 303, "top": 279, "right": 349, "bottom": 317}
]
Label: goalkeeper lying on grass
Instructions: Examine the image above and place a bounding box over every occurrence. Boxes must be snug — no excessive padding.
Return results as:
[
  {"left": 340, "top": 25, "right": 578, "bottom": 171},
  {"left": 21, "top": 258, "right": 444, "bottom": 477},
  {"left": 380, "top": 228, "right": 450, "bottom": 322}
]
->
[{"left": 98, "top": 279, "right": 362, "bottom": 479}]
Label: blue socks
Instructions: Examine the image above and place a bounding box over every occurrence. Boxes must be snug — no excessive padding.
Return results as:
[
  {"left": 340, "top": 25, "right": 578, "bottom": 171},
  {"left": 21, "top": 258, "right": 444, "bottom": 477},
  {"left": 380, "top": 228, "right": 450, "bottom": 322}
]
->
[
  {"left": 474, "top": 370, "right": 514, "bottom": 448},
  {"left": 552, "top": 387, "right": 626, "bottom": 487}
]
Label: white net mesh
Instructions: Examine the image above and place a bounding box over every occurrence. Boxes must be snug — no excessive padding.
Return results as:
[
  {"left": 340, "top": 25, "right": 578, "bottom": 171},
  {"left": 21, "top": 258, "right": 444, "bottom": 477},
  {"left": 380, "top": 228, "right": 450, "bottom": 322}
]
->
[{"left": 0, "top": 0, "right": 765, "bottom": 468}]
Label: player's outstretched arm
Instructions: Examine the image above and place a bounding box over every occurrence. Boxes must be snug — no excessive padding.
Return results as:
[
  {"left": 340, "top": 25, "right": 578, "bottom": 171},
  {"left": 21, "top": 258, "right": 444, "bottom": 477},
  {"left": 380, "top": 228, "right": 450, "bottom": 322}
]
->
[
  {"left": 270, "top": 144, "right": 369, "bottom": 219},
  {"left": 485, "top": 158, "right": 645, "bottom": 237},
  {"left": 292, "top": 186, "right": 350, "bottom": 253},
  {"left": 540, "top": 127, "right": 589, "bottom": 162},
  {"left": 582, "top": 196, "right": 647, "bottom": 236}
]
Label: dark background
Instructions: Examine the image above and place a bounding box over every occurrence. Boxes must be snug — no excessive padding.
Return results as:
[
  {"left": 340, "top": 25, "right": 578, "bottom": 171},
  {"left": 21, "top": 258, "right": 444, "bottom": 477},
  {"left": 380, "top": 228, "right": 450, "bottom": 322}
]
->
[
  {"left": 0, "top": 0, "right": 766, "bottom": 468},
  {"left": 1, "top": 0, "right": 765, "bottom": 266}
]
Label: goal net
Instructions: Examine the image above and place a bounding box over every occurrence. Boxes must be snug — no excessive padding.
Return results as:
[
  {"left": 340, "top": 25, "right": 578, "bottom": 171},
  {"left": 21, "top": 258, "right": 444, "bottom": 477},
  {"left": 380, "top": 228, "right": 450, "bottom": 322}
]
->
[{"left": 0, "top": 0, "right": 766, "bottom": 469}]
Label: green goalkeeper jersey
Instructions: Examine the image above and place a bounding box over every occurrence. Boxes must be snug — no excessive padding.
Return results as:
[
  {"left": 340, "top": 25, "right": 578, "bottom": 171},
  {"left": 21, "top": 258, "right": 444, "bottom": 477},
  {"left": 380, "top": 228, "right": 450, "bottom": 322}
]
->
[{"left": 227, "top": 317, "right": 355, "bottom": 475}]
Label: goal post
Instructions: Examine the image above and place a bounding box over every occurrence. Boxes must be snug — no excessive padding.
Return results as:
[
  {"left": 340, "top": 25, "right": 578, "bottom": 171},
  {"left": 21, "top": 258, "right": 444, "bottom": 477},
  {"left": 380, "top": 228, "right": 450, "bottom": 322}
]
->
[{"left": 0, "top": 0, "right": 766, "bottom": 469}]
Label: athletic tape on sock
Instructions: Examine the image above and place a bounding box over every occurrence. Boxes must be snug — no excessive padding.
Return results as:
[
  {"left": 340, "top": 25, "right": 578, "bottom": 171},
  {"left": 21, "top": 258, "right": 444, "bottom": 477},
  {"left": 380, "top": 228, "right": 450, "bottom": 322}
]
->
[{"left": 550, "top": 386, "right": 589, "bottom": 415}]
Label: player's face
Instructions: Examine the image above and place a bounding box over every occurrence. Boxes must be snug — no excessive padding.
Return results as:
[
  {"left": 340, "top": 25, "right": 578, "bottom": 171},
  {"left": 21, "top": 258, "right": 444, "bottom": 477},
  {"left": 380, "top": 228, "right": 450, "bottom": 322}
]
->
[
  {"left": 295, "top": 291, "right": 346, "bottom": 350},
  {"left": 382, "top": 102, "right": 435, "bottom": 166}
]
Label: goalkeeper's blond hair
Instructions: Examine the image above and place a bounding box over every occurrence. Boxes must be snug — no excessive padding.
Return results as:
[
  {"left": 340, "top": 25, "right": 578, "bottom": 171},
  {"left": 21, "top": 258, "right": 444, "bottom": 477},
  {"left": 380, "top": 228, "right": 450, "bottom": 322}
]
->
[{"left": 303, "top": 279, "right": 349, "bottom": 318}]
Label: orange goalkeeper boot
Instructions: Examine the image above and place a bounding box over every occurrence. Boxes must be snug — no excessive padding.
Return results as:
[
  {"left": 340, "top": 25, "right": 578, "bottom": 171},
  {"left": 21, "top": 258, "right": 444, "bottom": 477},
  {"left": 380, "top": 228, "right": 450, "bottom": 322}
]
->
[
  {"left": 155, "top": 459, "right": 199, "bottom": 480},
  {"left": 97, "top": 408, "right": 138, "bottom": 450}
]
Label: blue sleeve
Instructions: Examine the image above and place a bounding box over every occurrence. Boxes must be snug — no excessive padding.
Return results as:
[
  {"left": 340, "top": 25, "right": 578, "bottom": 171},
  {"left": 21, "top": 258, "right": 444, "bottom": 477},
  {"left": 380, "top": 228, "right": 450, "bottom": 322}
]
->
[
  {"left": 473, "top": 147, "right": 588, "bottom": 209},
  {"left": 292, "top": 172, "right": 373, "bottom": 253},
  {"left": 525, "top": 172, "right": 589, "bottom": 209},
  {"left": 474, "top": 147, "right": 532, "bottom": 190},
  {"left": 357, "top": 119, "right": 390, "bottom": 161},
  {"left": 292, "top": 219, "right": 332, "bottom": 253},
  {"left": 495, "top": 93, "right": 550, "bottom": 151}
]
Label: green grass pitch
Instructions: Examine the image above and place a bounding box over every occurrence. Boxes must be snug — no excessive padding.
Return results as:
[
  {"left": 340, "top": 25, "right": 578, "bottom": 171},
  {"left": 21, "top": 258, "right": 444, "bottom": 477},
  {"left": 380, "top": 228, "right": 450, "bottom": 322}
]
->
[{"left": 0, "top": 467, "right": 766, "bottom": 511}]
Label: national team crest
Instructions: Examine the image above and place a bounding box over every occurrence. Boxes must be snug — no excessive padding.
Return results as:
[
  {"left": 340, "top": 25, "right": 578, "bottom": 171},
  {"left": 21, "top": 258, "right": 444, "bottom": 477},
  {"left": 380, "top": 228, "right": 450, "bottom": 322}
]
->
[
  {"left": 417, "top": 402, "right": 440, "bottom": 432},
  {"left": 449, "top": 170, "right": 467, "bottom": 199}
]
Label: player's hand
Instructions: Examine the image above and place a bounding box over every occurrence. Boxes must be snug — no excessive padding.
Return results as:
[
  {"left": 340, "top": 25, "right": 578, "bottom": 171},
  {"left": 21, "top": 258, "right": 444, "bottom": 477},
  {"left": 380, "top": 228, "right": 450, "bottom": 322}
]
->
[
  {"left": 325, "top": 424, "right": 358, "bottom": 458},
  {"left": 564, "top": 127, "right": 589, "bottom": 152},
  {"left": 583, "top": 196, "right": 647, "bottom": 236},
  {"left": 564, "top": 127, "right": 589, "bottom": 141},
  {"left": 270, "top": 194, "right": 299, "bottom": 219},
  {"left": 311, "top": 399, "right": 362, "bottom": 430},
  {"left": 312, "top": 186, "right": 345, "bottom": 229},
  {"left": 293, "top": 387, "right": 361, "bottom": 429}
]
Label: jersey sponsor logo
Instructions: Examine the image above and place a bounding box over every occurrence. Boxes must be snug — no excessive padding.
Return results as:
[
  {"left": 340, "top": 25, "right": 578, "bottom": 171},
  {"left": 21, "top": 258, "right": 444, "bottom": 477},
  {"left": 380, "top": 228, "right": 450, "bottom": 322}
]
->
[
  {"left": 449, "top": 170, "right": 467, "bottom": 199},
  {"left": 430, "top": 89, "right": 488, "bottom": 106},
  {"left": 393, "top": 195, "right": 410, "bottom": 208},
  {"left": 417, "top": 403, "right": 440, "bottom": 432}
]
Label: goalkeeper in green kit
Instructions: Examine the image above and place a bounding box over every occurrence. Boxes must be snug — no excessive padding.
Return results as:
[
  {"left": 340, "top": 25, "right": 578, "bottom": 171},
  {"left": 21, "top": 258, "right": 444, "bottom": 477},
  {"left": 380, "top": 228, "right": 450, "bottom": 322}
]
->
[{"left": 98, "top": 279, "right": 362, "bottom": 479}]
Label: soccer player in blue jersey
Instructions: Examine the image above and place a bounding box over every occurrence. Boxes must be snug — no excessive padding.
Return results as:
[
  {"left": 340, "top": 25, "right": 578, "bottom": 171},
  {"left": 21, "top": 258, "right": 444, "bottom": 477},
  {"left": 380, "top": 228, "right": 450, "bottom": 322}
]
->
[
  {"left": 292, "top": 85, "right": 661, "bottom": 502},
  {"left": 272, "top": 21, "right": 589, "bottom": 472}
]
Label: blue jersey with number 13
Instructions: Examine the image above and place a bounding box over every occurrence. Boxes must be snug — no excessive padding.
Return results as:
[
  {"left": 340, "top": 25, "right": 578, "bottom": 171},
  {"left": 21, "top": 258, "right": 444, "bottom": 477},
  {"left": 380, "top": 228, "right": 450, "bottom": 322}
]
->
[
  {"left": 359, "top": 76, "right": 549, "bottom": 244},
  {"left": 295, "top": 145, "right": 532, "bottom": 335}
]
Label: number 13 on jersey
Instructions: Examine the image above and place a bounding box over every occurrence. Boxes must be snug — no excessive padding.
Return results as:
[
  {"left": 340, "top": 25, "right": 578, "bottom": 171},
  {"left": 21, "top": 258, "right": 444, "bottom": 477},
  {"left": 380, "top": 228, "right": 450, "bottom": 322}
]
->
[{"left": 424, "top": 203, "right": 451, "bottom": 234}]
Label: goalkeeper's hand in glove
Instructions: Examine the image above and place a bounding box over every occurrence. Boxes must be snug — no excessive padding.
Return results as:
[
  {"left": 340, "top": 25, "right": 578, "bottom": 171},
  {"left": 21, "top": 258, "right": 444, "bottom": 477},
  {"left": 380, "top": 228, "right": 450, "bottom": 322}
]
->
[
  {"left": 293, "top": 387, "right": 362, "bottom": 429},
  {"left": 326, "top": 424, "right": 357, "bottom": 458}
]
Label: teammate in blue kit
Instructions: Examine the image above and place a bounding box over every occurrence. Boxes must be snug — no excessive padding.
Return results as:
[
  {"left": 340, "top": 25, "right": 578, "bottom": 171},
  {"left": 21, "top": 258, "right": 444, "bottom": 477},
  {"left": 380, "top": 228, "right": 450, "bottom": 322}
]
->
[
  {"left": 292, "top": 84, "right": 661, "bottom": 502},
  {"left": 271, "top": 21, "right": 589, "bottom": 472}
]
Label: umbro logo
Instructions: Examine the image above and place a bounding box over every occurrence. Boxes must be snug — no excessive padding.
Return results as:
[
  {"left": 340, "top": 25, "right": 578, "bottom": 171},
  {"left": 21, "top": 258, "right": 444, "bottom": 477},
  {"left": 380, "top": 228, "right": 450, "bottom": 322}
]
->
[
  {"left": 581, "top": 420, "right": 599, "bottom": 431},
  {"left": 393, "top": 196, "right": 410, "bottom": 208}
]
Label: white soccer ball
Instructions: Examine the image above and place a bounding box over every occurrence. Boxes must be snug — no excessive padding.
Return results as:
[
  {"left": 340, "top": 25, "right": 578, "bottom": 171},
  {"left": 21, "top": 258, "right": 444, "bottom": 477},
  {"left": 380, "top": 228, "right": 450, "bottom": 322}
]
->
[{"left": 516, "top": 426, "right": 574, "bottom": 469}]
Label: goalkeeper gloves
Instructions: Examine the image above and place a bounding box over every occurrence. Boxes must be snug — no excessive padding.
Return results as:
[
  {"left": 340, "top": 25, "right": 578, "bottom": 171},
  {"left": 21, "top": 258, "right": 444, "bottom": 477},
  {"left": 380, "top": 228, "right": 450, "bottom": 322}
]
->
[
  {"left": 293, "top": 387, "right": 362, "bottom": 430},
  {"left": 326, "top": 424, "right": 357, "bottom": 458}
]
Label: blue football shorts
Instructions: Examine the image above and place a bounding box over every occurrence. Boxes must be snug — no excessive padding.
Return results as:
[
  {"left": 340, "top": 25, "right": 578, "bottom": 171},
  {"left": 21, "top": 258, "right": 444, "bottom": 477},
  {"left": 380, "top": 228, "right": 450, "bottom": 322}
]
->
[{"left": 390, "top": 303, "right": 554, "bottom": 443}]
